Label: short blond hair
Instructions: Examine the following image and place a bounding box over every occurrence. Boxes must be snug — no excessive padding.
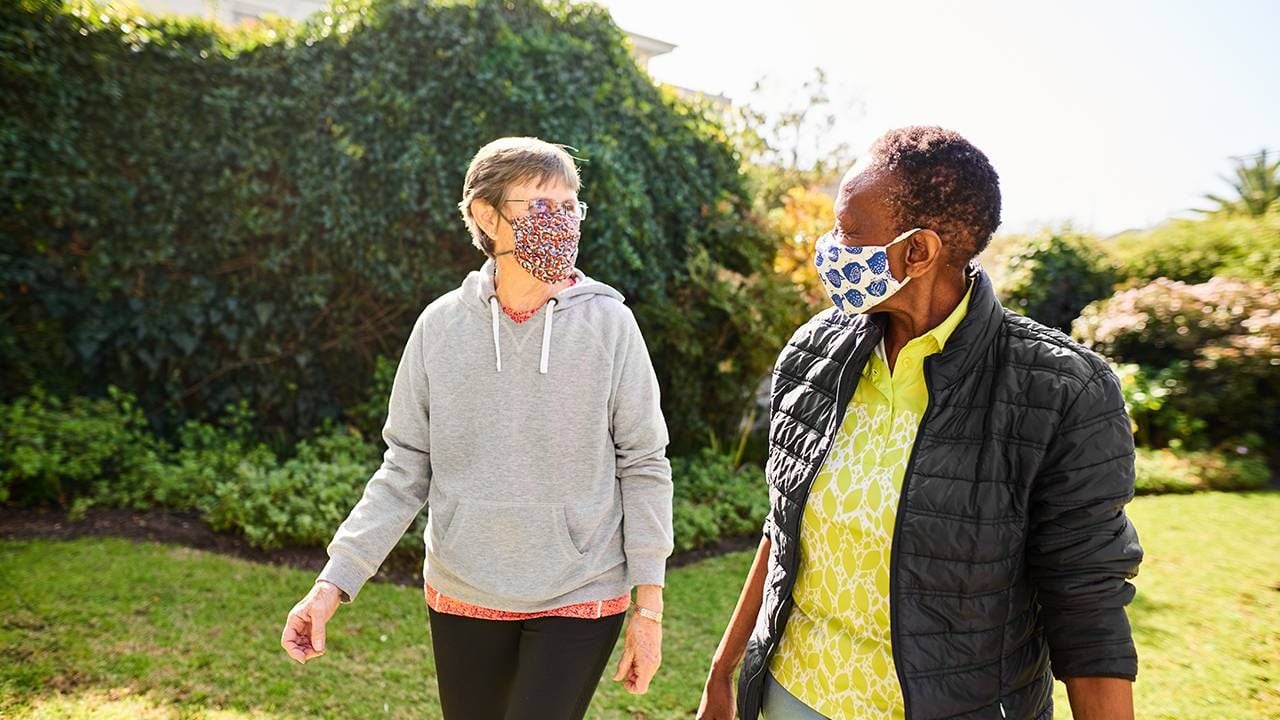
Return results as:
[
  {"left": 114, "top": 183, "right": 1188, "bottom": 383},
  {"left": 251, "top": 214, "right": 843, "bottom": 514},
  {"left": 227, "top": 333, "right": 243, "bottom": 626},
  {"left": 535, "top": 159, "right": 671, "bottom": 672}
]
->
[{"left": 457, "top": 137, "right": 581, "bottom": 256}]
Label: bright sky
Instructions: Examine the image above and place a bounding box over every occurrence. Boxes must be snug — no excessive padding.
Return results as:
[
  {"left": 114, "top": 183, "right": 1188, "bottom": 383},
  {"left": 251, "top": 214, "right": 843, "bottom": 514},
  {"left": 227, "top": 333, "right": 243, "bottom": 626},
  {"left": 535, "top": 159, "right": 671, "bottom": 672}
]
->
[{"left": 595, "top": 0, "right": 1280, "bottom": 236}]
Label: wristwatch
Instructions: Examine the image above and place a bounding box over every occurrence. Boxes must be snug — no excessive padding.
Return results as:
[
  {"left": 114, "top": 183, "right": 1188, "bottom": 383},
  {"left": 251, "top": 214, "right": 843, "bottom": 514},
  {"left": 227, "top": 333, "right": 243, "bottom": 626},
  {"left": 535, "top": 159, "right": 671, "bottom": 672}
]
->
[{"left": 634, "top": 605, "right": 663, "bottom": 624}]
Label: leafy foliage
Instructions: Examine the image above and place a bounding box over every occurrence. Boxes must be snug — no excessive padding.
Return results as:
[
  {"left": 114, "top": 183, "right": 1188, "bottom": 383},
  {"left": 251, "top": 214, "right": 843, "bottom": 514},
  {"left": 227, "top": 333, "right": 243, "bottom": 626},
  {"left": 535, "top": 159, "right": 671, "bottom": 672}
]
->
[
  {"left": 1133, "top": 447, "right": 1270, "bottom": 495},
  {"left": 1110, "top": 362, "right": 1206, "bottom": 450},
  {"left": 993, "top": 227, "right": 1118, "bottom": 332},
  {"left": 1198, "top": 149, "right": 1280, "bottom": 217},
  {"left": 1, "top": 0, "right": 796, "bottom": 452},
  {"left": 2, "top": 387, "right": 777, "bottom": 554},
  {"left": 0, "top": 386, "right": 165, "bottom": 507},
  {"left": 1075, "top": 278, "right": 1280, "bottom": 458},
  {"left": 767, "top": 186, "right": 835, "bottom": 311},
  {"left": 1108, "top": 213, "right": 1280, "bottom": 285},
  {"left": 201, "top": 424, "right": 388, "bottom": 550},
  {"left": 671, "top": 448, "right": 768, "bottom": 555}
]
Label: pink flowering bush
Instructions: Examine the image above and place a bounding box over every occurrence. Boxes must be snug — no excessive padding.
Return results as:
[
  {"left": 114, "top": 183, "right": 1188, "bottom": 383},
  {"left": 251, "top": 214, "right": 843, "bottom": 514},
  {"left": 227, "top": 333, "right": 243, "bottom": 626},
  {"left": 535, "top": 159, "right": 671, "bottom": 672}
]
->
[{"left": 1074, "top": 278, "right": 1279, "bottom": 461}]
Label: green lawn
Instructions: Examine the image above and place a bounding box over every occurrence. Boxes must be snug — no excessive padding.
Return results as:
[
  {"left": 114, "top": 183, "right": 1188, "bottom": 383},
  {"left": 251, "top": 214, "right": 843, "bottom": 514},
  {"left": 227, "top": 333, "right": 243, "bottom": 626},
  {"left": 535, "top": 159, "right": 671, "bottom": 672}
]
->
[{"left": 1, "top": 492, "right": 1277, "bottom": 719}]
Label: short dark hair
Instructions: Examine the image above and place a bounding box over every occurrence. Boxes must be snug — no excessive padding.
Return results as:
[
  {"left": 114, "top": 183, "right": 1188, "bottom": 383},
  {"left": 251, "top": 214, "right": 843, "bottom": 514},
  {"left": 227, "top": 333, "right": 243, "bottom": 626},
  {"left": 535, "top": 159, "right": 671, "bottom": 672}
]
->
[{"left": 866, "top": 126, "right": 1002, "bottom": 262}]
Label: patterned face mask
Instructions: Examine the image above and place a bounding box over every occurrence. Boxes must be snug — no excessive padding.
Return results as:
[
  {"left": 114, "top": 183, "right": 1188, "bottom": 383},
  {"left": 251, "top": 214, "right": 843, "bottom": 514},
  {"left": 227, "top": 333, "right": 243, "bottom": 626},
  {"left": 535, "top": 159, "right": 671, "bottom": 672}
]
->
[
  {"left": 814, "top": 227, "right": 921, "bottom": 315},
  {"left": 494, "top": 209, "right": 580, "bottom": 284}
]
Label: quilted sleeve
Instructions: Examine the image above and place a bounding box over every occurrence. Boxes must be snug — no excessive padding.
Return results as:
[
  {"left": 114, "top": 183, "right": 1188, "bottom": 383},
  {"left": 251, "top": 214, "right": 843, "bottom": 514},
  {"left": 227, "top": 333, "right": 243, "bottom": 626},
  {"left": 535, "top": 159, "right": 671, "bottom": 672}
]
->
[{"left": 1027, "top": 365, "right": 1144, "bottom": 680}]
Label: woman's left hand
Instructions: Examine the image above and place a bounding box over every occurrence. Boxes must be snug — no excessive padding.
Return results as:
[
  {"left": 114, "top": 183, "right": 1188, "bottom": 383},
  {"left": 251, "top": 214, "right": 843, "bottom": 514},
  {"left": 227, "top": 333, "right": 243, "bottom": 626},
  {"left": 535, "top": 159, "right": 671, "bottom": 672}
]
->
[{"left": 613, "top": 610, "right": 662, "bottom": 694}]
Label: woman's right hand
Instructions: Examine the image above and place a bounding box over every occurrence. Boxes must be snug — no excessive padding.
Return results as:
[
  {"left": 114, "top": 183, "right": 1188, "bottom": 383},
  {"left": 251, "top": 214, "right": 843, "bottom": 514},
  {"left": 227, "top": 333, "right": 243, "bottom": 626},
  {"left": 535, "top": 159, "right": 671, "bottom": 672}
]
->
[
  {"left": 696, "top": 666, "right": 737, "bottom": 720},
  {"left": 280, "top": 580, "right": 343, "bottom": 664}
]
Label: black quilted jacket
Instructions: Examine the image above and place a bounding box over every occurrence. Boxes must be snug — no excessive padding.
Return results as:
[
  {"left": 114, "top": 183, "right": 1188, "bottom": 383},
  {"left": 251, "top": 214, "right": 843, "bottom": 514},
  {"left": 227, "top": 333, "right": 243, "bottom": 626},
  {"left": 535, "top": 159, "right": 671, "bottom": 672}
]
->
[{"left": 736, "top": 267, "right": 1143, "bottom": 720}]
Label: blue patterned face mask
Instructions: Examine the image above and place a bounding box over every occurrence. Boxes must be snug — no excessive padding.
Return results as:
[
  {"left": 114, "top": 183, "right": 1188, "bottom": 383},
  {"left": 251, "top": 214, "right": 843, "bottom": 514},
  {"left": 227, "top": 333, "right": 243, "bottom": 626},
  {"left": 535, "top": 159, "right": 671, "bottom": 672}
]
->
[{"left": 814, "top": 227, "right": 921, "bottom": 314}]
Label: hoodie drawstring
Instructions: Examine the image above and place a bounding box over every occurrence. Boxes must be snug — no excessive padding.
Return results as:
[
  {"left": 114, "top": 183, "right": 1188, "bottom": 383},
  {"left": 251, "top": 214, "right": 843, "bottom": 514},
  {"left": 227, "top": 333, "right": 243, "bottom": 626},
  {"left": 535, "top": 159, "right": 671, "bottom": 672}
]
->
[
  {"left": 489, "top": 296, "right": 503, "bottom": 373},
  {"left": 490, "top": 295, "right": 557, "bottom": 374},
  {"left": 539, "top": 299, "right": 557, "bottom": 374}
]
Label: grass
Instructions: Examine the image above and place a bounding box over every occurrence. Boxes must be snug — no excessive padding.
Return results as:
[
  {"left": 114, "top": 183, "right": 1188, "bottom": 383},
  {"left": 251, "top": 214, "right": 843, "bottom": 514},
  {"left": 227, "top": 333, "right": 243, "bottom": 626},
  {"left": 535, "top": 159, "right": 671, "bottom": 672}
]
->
[{"left": 1, "top": 492, "right": 1277, "bottom": 719}]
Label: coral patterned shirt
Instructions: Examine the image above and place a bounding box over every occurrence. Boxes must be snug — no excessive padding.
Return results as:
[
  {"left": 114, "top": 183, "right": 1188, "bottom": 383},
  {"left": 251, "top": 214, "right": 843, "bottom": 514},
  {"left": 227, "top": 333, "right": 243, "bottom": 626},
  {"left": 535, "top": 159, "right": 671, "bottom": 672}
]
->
[
  {"left": 500, "top": 274, "right": 578, "bottom": 323},
  {"left": 425, "top": 583, "right": 630, "bottom": 621}
]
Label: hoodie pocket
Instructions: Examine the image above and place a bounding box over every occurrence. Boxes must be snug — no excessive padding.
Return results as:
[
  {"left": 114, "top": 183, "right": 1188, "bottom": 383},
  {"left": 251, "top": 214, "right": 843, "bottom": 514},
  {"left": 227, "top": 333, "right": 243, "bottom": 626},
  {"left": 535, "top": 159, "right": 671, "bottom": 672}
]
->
[{"left": 439, "top": 498, "right": 587, "bottom": 600}]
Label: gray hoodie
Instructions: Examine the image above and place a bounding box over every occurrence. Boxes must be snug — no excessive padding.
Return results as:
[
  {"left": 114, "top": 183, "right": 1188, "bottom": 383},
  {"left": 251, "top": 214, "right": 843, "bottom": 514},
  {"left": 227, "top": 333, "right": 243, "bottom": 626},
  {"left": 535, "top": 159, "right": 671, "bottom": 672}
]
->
[{"left": 317, "top": 259, "right": 674, "bottom": 610}]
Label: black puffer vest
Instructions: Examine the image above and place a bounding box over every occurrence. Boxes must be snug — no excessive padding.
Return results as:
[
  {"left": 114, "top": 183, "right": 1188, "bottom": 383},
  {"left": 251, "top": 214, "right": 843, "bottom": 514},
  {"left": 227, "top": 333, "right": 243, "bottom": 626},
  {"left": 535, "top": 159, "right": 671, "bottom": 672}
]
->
[{"left": 737, "top": 268, "right": 1142, "bottom": 720}]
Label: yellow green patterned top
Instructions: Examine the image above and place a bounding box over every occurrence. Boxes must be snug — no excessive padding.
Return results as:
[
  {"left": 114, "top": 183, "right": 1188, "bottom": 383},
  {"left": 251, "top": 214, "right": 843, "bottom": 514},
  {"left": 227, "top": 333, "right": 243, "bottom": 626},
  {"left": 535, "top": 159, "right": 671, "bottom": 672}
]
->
[{"left": 768, "top": 282, "right": 973, "bottom": 719}]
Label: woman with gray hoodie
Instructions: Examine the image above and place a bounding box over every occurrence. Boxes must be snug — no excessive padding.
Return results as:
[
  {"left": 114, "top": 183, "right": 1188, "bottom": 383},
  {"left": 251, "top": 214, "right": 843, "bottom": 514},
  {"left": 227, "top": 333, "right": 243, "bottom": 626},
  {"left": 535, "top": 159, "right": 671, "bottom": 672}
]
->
[{"left": 279, "top": 137, "right": 675, "bottom": 720}]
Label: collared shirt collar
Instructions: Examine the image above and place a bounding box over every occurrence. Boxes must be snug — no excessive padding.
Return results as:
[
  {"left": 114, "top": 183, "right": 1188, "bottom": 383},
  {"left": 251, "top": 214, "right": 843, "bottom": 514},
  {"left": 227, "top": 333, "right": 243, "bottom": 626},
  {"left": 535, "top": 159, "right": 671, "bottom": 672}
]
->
[{"left": 872, "top": 280, "right": 975, "bottom": 366}]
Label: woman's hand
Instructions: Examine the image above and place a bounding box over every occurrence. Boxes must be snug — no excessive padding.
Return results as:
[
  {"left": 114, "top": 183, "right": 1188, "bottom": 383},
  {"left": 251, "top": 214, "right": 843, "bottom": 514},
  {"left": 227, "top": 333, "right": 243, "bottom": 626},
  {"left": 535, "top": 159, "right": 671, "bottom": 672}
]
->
[
  {"left": 613, "top": 609, "right": 662, "bottom": 694},
  {"left": 615, "top": 585, "right": 663, "bottom": 693},
  {"left": 696, "top": 665, "right": 737, "bottom": 720},
  {"left": 280, "top": 580, "right": 343, "bottom": 664}
]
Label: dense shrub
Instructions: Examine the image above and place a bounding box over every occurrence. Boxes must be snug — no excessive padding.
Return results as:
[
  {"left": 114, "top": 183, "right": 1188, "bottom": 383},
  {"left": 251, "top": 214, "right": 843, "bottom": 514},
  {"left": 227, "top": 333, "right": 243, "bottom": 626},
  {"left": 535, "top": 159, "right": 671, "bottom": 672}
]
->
[
  {"left": 1110, "top": 362, "right": 1206, "bottom": 449},
  {"left": 1075, "top": 278, "right": 1280, "bottom": 457},
  {"left": 993, "top": 228, "right": 1118, "bottom": 332},
  {"left": 1134, "top": 447, "right": 1270, "bottom": 494},
  {"left": 1109, "top": 213, "right": 1280, "bottom": 285},
  {"left": 0, "top": 386, "right": 165, "bottom": 506},
  {"left": 671, "top": 448, "right": 769, "bottom": 554},
  {"left": 5, "top": 384, "right": 1272, "bottom": 559},
  {"left": 1, "top": 0, "right": 796, "bottom": 453},
  {"left": 2, "top": 387, "right": 776, "bottom": 554},
  {"left": 0, "top": 384, "right": 288, "bottom": 514},
  {"left": 157, "top": 402, "right": 280, "bottom": 513},
  {"left": 1075, "top": 278, "right": 1278, "bottom": 367},
  {"left": 202, "top": 424, "right": 384, "bottom": 550}
]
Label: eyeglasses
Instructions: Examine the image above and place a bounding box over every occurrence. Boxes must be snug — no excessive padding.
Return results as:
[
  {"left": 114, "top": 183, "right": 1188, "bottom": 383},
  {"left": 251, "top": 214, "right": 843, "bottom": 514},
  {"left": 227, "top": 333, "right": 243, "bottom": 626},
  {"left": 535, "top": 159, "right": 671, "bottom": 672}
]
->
[{"left": 504, "top": 198, "right": 588, "bottom": 221}]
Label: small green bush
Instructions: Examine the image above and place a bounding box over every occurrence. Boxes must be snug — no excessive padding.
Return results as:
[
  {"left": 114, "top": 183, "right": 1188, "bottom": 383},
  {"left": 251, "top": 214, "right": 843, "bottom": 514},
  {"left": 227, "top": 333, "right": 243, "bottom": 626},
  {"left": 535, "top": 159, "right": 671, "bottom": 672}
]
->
[
  {"left": 0, "top": 386, "right": 166, "bottom": 507},
  {"left": 202, "top": 425, "right": 377, "bottom": 550},
  {"left": 1134, "top": 447, "right": 1271, "bottom": 495},
  {"left": 1110, "top": 362, "right": 1208, "bottom": 449},
  {"left": 158, "top": 402, "right": 280, "bottom": 513},
  {"left": 671, "top": 448, "right": 769, "bottom": 554},
  {"left": 2, "top": 387, "right": 775, "bottom": 555},
  {"left": 1109, "top": 213, "right": 1280, "bottom": 285},
  {"left": 994, "top": 228, "right": 1118, "bottom": 332}
]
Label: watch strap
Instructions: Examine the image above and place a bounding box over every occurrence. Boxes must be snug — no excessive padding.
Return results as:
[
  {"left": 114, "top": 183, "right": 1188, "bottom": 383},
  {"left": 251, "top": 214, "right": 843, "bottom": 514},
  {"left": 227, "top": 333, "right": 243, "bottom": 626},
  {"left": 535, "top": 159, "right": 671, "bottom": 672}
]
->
[{"left": 634, "top": 605, "right": 663, "bottom": 623}]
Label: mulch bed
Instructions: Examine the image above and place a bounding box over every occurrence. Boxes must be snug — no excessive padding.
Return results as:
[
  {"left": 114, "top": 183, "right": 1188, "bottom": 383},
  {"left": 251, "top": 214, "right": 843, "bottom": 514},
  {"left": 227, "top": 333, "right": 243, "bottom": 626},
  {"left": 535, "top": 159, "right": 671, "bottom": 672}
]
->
[{"left": 0, "top": 507, "right": 759, "bottom": 590}]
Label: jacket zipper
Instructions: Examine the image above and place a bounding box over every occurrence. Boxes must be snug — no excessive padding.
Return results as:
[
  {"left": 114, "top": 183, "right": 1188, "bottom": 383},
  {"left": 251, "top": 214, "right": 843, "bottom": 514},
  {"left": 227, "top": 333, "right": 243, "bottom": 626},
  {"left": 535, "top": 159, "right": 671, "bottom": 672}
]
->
[
  {"left": 744, "top": 331, "right": 872, "bottom": 717},
  {"left": 889, "top": 354, "right": 939, "bottom": 720}
]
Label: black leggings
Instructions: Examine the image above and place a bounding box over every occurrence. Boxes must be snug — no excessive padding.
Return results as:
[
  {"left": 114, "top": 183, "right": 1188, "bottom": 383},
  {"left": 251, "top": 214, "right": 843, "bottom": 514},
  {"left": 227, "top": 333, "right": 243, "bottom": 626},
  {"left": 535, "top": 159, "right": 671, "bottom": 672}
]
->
[{"left": 427, "top": 606, "right": 625, "bottom": 720}]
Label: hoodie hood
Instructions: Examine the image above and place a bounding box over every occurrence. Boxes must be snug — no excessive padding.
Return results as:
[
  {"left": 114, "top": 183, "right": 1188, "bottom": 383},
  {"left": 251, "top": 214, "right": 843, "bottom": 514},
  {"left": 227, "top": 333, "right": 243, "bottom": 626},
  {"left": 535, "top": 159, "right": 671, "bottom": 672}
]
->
[
  {"left": 460, "top": 258, "right": 627, "bottom": 374},
  {"left": 461, "top": 258, "right": 625, "bottom": 310}
]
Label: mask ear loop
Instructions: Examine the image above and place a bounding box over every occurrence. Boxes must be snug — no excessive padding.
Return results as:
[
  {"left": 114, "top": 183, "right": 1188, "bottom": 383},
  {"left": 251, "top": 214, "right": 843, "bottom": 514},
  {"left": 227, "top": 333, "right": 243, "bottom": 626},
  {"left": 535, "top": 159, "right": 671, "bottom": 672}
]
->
[
  {"left": 490, "top": 206, "right": 515, "bottom": 258},
  {"left": 888, "top": 227, "right": 923, "bottom": 246},
  {"left": 887, "top": 227, "right": 924, "bottom": 286}
]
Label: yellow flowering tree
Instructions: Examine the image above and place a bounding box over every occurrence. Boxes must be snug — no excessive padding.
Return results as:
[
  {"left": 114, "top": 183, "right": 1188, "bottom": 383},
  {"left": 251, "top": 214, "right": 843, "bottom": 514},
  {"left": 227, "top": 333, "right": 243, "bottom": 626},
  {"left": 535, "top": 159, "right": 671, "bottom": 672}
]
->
[{"left": 767, "top": 185, "right": 835, "bottom": 311}]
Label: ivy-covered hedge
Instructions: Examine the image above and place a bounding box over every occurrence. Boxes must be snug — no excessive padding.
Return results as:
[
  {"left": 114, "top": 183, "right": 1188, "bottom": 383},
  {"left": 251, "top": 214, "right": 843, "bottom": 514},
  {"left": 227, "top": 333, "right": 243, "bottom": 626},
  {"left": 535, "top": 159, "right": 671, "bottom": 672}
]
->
[{"left": 1, "top": 0, "right": 798, "bottom": 451}]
